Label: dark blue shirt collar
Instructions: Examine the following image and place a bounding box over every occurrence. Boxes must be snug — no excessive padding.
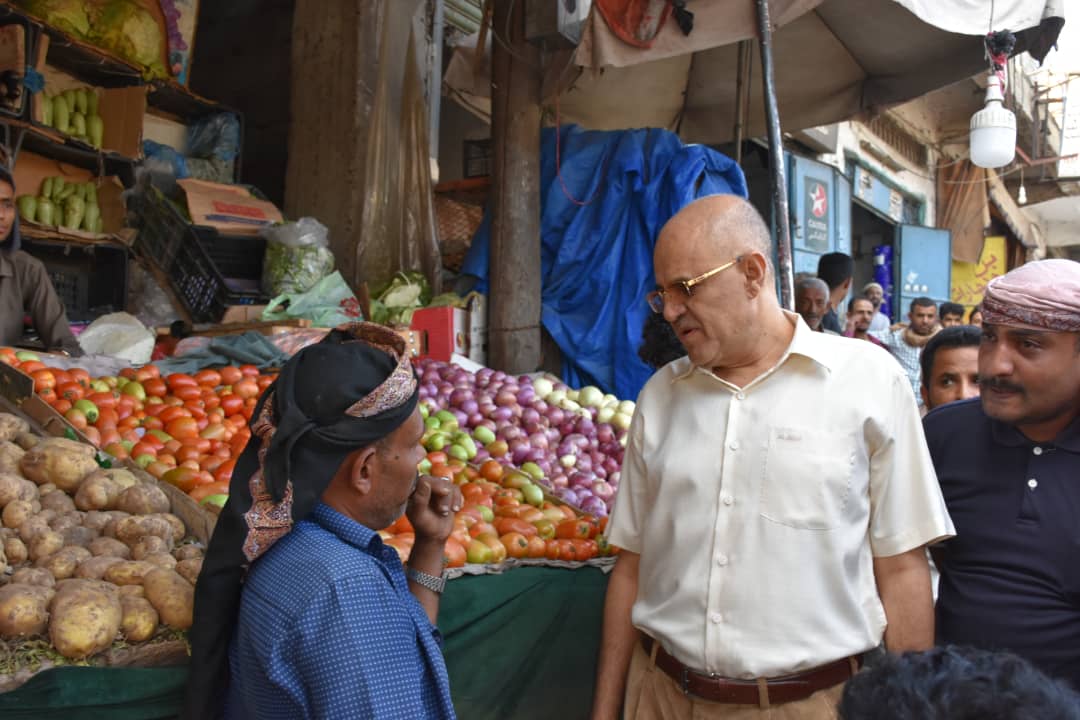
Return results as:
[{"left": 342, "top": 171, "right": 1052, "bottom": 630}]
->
[
  {"left": 309, "top": 503, "right": 385, "bottom": 555},
  {"left": 990, "top": 412, "right": 1080, "bottom": 453}
]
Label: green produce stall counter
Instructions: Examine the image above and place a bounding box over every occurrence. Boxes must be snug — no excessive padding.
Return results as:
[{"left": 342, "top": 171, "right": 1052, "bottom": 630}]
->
[{"left": 0, "top": 566, "right": 610, "bottom": 719}]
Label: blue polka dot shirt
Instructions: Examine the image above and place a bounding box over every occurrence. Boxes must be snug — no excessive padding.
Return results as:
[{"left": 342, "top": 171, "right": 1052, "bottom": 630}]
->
[{"left": 225, "top": 503, "right": 456, "bottom": 719}]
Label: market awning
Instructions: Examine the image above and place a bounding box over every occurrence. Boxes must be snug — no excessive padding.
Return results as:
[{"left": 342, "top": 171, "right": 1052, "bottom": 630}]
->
[
  {"left": 987, "top": 169, "right": 1042, "bottom": 251},
  {"left": 445, "top": 0, "right": 1065, "bottom": 145}
]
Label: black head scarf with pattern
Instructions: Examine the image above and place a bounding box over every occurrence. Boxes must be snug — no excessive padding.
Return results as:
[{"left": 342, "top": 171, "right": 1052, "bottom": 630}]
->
[{"left": 183, "top": 323, "right": 418, "bottom": 720}]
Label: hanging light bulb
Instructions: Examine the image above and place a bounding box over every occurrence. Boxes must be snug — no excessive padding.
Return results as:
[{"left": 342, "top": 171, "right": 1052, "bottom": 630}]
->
[
  {"left": 1018, "top": 182, "right": 1027, "bottom": 204},
  {"left": 970, "top": 73, "right": 1016, "bottom": 168}
]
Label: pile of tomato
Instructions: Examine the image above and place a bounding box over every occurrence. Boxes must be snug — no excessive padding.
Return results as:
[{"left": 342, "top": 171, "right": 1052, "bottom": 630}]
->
[
  {"left": 0, "top": 348, "right": 276, "bottom": 504},
  {"left": 380, "top": 453, "right": 613, "bottom": 568}
]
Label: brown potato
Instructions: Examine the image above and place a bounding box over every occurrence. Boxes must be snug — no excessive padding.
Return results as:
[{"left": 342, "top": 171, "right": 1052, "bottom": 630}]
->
[
  {"left": 29, "top": 530, "right": 65, "bottom": 562},
  {"left": 87, "top": 536, "right": 131, "bottom": 559},
  {"left": 0, "top": 413, "right": 29, "bottom": 443},
  {"left": 119, "top": 595, "right": 159, "bottom": 642},
  {"left": 158, "top": 514, "right": 186, "bottom": 543},
  {"left": 175, "top": 557, "right": 203, "bottom": 586},
  {"left": 116, "top": 484, "right": 171, "bottom": 515},
  {"left": 19, "top": 438, "right": 98, "bottom": 491},
  {"left": 0, "top": 440, "right": 25, "bottom": 474},
  {"left": 0, "top": 472, "right": 27, "bottom": 506},
  {"left": 17, "top": 516, "right": 51, "bottom": 544},
  {"left": 143, "top": 553, "right": 177, "bottom": 570},
  {"left": 74, "top": 471, "right": 122, "bottom": 512},
  {"left": 49, "top": 512, "right": 83, "bottom": 535},
  {"left": 142, "top": 568, "right": 194, "bottom": 630},
  {"left": 102, "top": 468, "right": 139, "bottom": 491},
  {"left": 117, "top": 584, "right": 145, "bottom": 598},
  {"left": 48, "top": 581, "right": 122, "bottom": 659},
  {"left": 103, "top": 560, "right": 157, "bottom": 586},
  {"left": 62, "top": 525, "right": 99, "bottom": 549},
  {"left": 75, "top": 555, "right": 124, "bottom": 580},
  {"left": 173, "top": 544, "right": 204, "bottom": 562},
  {"left": 102, "top": 511, "right": 133, "bottom": 539},
  {"left": 11, "top": 567, "right": 56, "bottom": 588},
  {"left": 39, "top": 490, "right": 76, "bottom": 515},
  {"left": 14, "top": 432, "right": 40, "bottom": 451},
  {"left": 83, "top": 511, "right": 113, "bottom": 532},
  {"left": 131, "top": 535, "right": 170, "bottom": 560},
  {"left": 3, "top": 499, "right": 34, "bottom": 529},
  {"left": 0, "top": 584, "right": 51, "bottom": 638},
  {"left": 4, "top": 536, "right": 28, "bottom": 565},
  {"left": 38, "top": 551, "right": 79, "bottom": 580},
  {"left": 115, "top": 516, "right": 173, "bottom": 548},
  {"left": 37, "top": 482, "right": 57, "bottom": 495}
]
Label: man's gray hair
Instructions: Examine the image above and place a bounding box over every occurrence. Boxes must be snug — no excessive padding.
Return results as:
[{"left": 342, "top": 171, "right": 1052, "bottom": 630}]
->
[{"left": 795, "top": 276, "right": 829, "bottom": 297}]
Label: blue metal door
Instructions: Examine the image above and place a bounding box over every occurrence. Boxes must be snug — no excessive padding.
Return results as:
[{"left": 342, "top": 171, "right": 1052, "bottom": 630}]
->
[
  {"left": 895, "top": 224, "right": 952, "bottom": 317},
  {"left": 788, "top": 154, "right": 852, "bottom": 276}
]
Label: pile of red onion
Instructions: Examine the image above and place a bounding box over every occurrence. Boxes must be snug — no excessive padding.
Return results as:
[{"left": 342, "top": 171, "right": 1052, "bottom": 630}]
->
[{"left": 415, "top": 359, "right": 634, "bottom": 517}]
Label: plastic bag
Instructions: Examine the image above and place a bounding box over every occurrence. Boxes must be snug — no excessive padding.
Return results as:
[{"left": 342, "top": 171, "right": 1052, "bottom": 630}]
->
[
  {"left": 142, "top": 140, "right": 189, "bottom": 180},
  {"left": 186, "top": 113, "right": 241, "bottom": 183},
  {"left": 261, "top": 217, "right": 335, "bottom": 296},
  {"left": 76, "top": 312, "right": 156, "bottom": 364},
  {"left": 261, "top": 271, "right": 363, "bottom": 328}
]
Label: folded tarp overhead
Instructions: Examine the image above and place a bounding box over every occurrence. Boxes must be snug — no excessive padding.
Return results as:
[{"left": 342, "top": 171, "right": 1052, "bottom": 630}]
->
[{"left": 445, "top": 0, "right": 1065, "bottom": 145}]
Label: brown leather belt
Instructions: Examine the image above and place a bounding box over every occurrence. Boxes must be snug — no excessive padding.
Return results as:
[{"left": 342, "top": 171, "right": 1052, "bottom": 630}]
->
[{"left": 641, "top": 635, "right": 861, "bottom": 706}]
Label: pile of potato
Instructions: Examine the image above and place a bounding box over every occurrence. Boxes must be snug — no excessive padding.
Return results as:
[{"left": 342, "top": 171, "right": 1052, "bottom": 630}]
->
[{"left": 0, "top": 412, "right": 202, "bottom": 663}]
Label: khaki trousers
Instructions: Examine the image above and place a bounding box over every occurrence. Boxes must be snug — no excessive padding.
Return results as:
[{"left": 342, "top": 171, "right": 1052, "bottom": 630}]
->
[{"left": 623, "top": 641, "right": 845, "bottom": 720}]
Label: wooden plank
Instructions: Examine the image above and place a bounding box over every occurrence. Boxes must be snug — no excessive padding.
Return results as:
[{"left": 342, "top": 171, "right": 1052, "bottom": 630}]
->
[{"left": 488, "top": 0, "right": 541, "bottom": 374}]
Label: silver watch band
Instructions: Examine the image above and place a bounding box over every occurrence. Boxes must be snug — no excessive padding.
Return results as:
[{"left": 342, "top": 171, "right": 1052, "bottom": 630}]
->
[{"left": 406, "top": 566, "right": 447, "bottom": 594}]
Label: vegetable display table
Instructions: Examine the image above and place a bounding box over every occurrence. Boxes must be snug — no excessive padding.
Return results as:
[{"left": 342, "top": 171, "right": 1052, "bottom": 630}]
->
[{"left": 0, "top": 565, "right": 610, "bottom": 719}]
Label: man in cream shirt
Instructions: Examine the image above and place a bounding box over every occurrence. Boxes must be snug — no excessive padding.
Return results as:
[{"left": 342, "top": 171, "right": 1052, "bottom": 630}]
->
[{"left": 591, "top": 196, "right": 954, "bottom": 720}]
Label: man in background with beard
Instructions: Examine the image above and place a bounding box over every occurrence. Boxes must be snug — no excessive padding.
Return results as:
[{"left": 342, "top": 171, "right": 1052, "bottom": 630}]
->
[{"left": 871, "top": 297, "right": 939, "bottom": 406}]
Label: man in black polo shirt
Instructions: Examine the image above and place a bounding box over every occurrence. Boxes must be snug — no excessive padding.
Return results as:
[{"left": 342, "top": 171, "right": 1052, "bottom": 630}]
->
[{"left": 923, "top": 259, "right": 1080, "bottom": 691}]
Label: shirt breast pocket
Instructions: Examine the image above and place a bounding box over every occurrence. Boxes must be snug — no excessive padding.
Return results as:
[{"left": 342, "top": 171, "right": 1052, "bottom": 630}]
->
[{"left": 759, "top": 427, "right": 856, "bottom": 531}]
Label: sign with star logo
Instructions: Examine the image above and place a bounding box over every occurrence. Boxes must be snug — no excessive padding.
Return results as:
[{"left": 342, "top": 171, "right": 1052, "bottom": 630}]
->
[{"left": 803, "top": 178, "right": 830, "bottom": 252}]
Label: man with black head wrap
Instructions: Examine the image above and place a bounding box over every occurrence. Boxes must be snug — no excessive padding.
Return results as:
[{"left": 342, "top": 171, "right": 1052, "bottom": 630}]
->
[
  {"left": 185, "top": 323, "right": 462, "bottom": 720},
  {"left": 0, "top": 165, "right": 81, "bottom": 354}
]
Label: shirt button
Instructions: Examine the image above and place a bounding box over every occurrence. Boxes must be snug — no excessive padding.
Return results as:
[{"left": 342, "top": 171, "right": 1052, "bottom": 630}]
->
[
  {"left": 1033, "top": 447, "right": 1043, "bottom": 456},
  {"left": 728, "top": 440, "right": 740, "bottom": 451},
  {"left": 1028, "top": 478, "right": 1038, "bottom": 489},
  {"left": 735, "top": 392, "right": 746, "bottom": 401},
  {"left": 710, "top": 612, "right": 723, "bottom": 624},
  {"left": 722, "top": 495, "right": 734, "bottom": 506},
  {"left": 716, "top": 553, "right": 729, "bottom": 567}
]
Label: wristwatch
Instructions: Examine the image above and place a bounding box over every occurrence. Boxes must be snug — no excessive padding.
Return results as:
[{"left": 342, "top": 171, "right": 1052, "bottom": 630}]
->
[{"left": 406, "top": 566, "right": 447, "bottom": 595}]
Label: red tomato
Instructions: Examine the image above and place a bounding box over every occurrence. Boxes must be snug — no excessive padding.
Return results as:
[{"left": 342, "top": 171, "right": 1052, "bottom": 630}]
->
[
  {"left": 89, "top": 392, "right": 117, "bottom": 410},
  {"left": 31, "top": 369, "right": 56, "bottom": 392},
  {"left": 52, "top": 398, "right": 72, "bottom": 414},
  {"left": 158, "top": 406, "right": 188, "bottom": 424},
  {"left": 69, "top": 368, "right": 90, "bottom": 388},
  {"left": 194, "top": 369, "right": 222, "bottom": 387},
  {"left": 219, "top": 366, "right": 243, "bottom": 386},
  {"left": 166, "top": 374, "right": 198, "bottom": 391},
  {"left": 501, "top": 532, "right": 530, "bottom": 559},
  {"left": 82, "top": 426, "right": 101, "bottom": 447},
  {"left": 213, "top": 459, "right": 236, "bottom": 484},
  {"left": 143, "top": 378, "right": 167, "bottom": 398},
  {"left": 219, "top": 395, "right": 244, "bottom": 417},
  {"left": 163, "top": 466, "right": 201, "bottom": 493},
  {"left": 239, "top": 364, "right": 259, "bottom": 378},
  {"left": 189, "top": 481, "right": 230, "bottom": 502},
  {"left": 166, "top": 417, "right": 199, "bottom": 440},
  {"left": 232, "top": 379, "right": 260, "bottom": 400},
  {"left": 174, "top": 385, "right": 202, "bottom": 402}
]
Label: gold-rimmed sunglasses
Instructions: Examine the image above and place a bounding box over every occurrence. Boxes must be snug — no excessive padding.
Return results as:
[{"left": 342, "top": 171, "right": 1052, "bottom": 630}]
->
[{"left": 646, "top": 256, "right": 743, "bottom": 314}]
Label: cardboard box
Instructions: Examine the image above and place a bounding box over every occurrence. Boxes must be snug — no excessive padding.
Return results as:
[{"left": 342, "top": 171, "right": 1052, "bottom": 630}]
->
[
  {"left": 218, "top": 304, "right": 268, "bottom": 324},
  {"left": 177, "top": 179, "right": 283, "bottom": 236},
  {"left": 13, "top": 150, "right": 127, "bottom": 239},
  {"left": 143, "top": 110, "right": 188, "bottom": 153},
  {"left": 410, "top": 295, "right": 486, "bottom": 364},
  {"left": 30, "top": 34, "right": 147, "bottom": 159}
]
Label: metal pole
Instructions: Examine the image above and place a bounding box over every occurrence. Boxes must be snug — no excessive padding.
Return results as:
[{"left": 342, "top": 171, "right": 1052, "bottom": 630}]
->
[
  {"left": 756, "top": 0, "right": 794, "bottom": 310},
  {"left": 733, "top": 40, "right": 748, "bottom": 164},
  {"left": 429, "top": 0, "right": 444, "bottom": 160}
]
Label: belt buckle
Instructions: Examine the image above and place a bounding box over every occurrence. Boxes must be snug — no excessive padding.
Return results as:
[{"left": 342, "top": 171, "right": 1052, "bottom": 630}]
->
[{"left": 680, "top": 668, "right": 690, "bottom": 695}]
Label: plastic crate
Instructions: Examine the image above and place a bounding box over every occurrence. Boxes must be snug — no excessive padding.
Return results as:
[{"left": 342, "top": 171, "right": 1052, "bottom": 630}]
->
[
  {"left": 130, "top": 185, "right": 266, "bottom": 323},
  {"left": 22, "top": 238, "right": 128, "bottom": 323}
]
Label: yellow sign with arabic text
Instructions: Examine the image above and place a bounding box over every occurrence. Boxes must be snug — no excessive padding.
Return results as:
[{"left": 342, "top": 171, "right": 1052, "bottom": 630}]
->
[{"left": 951, "top": 236, "right": 1007, "bottom": 312}]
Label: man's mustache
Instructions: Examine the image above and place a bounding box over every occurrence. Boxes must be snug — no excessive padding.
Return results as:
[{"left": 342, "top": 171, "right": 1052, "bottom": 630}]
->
[{"left": 981, "top": 377, "right": 1025, "bottom": 394}]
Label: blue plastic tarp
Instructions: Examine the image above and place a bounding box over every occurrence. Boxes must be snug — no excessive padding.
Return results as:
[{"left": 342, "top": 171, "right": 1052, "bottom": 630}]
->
[{"left": 461, "top": 125, "right": 746, "bottom": 401}]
